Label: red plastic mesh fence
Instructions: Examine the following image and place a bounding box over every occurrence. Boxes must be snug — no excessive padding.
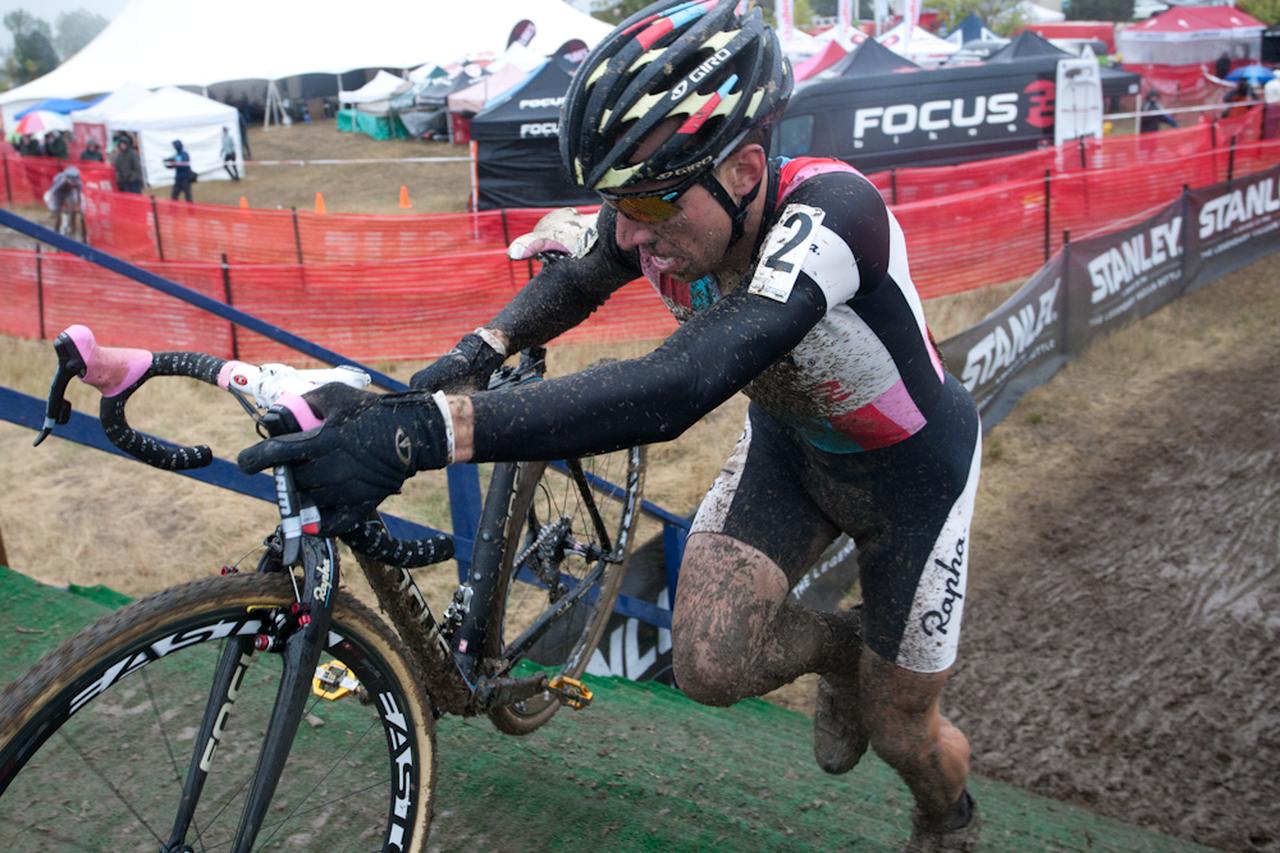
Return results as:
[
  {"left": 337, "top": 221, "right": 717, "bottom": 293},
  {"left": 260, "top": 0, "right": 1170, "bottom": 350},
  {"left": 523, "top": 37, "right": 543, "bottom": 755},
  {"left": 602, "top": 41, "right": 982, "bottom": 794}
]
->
[
  {"left": 2, "top": 111, "right": 1275, "bottom": 363},
  {"left": 0, "top": 155, "right": 116, "bottom": 207}
]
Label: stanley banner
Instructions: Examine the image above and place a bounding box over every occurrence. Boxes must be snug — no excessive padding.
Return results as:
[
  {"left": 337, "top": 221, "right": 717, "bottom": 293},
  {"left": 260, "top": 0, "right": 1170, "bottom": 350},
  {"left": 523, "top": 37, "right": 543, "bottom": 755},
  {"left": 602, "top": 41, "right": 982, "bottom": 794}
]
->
[
  {"left": 1070, "top": 197, "right": 1186, "bottom": 340},
  {"left": 1187, "top": 163, "right": 1280, "bottom": 289},
  {"left": 938, "top": 255, "right": 1067, "bottom": 429}
]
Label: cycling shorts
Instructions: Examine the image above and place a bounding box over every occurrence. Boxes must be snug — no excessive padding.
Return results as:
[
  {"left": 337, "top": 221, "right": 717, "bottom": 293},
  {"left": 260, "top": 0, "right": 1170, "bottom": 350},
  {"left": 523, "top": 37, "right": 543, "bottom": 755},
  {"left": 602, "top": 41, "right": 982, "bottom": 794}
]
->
[{"left": 690, "top": 374, "right": 981, "bottom": 673}]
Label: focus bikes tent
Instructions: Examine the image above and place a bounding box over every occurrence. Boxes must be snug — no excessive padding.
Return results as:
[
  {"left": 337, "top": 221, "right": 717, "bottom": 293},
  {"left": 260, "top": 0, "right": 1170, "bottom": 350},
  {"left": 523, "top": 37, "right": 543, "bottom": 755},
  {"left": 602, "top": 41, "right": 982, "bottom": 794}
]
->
[
  {"left": 0, "top": 0, "right": 610, "bottom": 130},
  {"left": 106, "top": 87, "right": 243, "bottom": 187},
  {"left": 470, "top": 54, "right": 594, "bottom": 210},
  {"left": 780, "top": 37, "right": 1134, "bottom": 170}
]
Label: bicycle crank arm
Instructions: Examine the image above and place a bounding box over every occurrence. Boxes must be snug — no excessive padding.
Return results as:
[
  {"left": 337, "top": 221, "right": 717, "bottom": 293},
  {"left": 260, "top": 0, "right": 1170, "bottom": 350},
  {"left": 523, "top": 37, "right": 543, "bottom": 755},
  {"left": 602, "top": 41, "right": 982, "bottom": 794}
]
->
[{"left": 473, "top": 673, "right": 549, "bottom": 711}]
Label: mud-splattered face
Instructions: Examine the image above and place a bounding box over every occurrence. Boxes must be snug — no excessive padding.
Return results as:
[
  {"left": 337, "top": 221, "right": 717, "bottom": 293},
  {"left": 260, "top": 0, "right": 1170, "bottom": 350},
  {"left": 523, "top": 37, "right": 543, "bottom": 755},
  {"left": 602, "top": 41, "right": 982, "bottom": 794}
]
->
[
  {"left": 607, "top": 116, "right": 735, "bottom": 283},
  {"left": 613, "top": 181, "right": 733, "bottom": 283}
]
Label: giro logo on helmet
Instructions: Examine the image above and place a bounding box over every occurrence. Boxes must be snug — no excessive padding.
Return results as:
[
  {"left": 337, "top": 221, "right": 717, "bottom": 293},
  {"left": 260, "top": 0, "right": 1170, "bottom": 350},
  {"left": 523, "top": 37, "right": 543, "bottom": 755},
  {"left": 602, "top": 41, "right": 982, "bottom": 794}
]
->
[{"left": 671, "top": 47, "right": 734, "bottom": 102}]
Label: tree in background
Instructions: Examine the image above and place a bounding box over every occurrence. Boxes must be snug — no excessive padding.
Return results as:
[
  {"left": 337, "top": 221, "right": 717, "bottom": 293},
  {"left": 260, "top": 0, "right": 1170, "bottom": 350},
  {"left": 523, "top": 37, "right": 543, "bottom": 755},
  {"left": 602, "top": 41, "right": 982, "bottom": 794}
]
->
[
  {"left": 931, "top": 0, "right": 1026, "bottom": 36},
  {"left": 596, "top": 0, "right": 815, "bottom": 27},
  {"left": 1065, "top": 0, "right": 1136, "bottom": 21},
  {"left": 54, "top": 9, "right": 109, "bottom": 59},
  {"left": 2, "top": 10, "right": 60, "bottom": 87},
  {"left": 1237, "top": 0, "right": 1279, "bottom": 24}
]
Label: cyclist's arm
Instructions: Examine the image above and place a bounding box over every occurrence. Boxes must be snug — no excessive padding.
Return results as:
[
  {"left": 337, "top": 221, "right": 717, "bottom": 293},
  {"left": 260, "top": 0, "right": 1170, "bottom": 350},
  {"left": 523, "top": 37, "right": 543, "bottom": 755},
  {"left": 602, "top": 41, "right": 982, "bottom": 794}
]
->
[
  {"left": 486, "top": 205, "right": 639, "bottom": 352},
  {"left": 458, "top": 171, "right": 892, "bottom": 462}
]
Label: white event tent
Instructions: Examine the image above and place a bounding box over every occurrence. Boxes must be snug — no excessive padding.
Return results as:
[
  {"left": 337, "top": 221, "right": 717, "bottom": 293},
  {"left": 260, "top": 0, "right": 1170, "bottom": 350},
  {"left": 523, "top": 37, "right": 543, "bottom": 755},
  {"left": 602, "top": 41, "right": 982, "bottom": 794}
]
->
[
  {"left": 0, "top": 0, "right": 611, "bottom": 129},
  {"left": 877, "top": 22, "right": 960, "bottom": 66},
  {"left": 107, "top": 87, "right": 243, "bottom": 186}
]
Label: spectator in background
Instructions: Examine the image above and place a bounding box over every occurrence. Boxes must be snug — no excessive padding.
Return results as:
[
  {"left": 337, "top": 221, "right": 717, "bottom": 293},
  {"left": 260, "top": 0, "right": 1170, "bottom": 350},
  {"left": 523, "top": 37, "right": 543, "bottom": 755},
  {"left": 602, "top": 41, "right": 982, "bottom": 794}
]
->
[
  {"left": 236, "top": 99, "right": 253, "bottom": 160},
  {"left": 111, "top": 136, "right": 143, "bottom": 193},
  {"left": 45, "top": 130, "right": 69, "bottom": 159},
  {"left": 1214, "top": 51, "right": 1231, "bottom": 81},
  {"left": 80, "top": 139, "right": 105, "bottom": 161},
  {"left": 220, "top": 127, "right": 239, "bottom": 181},
  {"left": 1222, "top": 79, "right": 1253, "bottom": 119},
  {"left": 17, "top": 134, "right": 38, "bottom": 156},
  {"left": 1139, "top": 91, "right": 1178, "bottom": 133},
  {"left": 163, "top": 138, "right": 195, "bottom": 203},
  {"left": 1265, "top": 76, "right": 1280, "bottom": 105}
]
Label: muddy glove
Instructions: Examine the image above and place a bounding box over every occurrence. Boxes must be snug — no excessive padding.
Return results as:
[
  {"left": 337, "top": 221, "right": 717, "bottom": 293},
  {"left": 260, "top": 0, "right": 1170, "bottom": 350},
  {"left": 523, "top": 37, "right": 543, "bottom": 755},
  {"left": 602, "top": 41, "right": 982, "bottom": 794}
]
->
[
  {"left": 507, "top": 207, "right": 599, "bottom": 261},
  {"left": 410, "top": 330, "right": 506, "bottom": 392},
  {"left": 237, "top": 383, "right": 453, "bottom": 535}
]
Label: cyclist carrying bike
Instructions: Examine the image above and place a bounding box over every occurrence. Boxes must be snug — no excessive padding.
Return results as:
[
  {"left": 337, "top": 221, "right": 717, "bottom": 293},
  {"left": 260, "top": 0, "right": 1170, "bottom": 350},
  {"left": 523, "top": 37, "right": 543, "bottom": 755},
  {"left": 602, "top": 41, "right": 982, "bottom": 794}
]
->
[
  {"left": 44, "top": 165, "right": 83, "bottom": 236},
  {"left": 239, "top": 1, "right": 982, "bottom": 847}
]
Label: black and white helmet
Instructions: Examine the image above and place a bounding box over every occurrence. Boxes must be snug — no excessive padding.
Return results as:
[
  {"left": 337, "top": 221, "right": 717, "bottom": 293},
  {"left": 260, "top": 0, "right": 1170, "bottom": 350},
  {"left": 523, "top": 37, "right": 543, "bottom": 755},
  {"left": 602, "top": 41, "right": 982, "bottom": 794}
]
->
[{"left": 560, "top": 0, "right": 792, "bottom": 193}]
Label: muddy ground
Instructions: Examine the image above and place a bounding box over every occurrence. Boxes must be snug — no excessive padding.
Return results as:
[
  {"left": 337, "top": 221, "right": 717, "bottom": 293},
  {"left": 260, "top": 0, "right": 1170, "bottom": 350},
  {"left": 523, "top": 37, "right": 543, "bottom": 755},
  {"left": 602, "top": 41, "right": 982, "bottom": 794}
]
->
[{"left": 941, "top": 264, "right": 1280, "bottom": 852}]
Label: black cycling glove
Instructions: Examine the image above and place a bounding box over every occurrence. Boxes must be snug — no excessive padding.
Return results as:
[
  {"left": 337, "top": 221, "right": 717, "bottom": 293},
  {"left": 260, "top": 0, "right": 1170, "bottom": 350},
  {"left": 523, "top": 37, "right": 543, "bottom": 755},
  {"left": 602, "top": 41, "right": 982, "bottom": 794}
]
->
[
  {"left": 237, "top": 383, "right": 452, "bottom": 535},
  {"left": 410, "top": 331, "right": 506, "bottom": 393}
]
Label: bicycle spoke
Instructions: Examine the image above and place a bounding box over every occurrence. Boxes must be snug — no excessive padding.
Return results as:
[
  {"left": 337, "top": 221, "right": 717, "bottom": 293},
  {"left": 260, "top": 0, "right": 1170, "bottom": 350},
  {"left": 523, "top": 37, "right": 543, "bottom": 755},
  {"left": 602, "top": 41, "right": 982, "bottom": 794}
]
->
[
  {"left": 140, "top": 664, "right": 211, "bottom": 853},
  {"left": 58, "top": 728, "right": 164, "bottom": 846},
  {"left": 255, "top": 715, "right": 380, "bottom": 848}
]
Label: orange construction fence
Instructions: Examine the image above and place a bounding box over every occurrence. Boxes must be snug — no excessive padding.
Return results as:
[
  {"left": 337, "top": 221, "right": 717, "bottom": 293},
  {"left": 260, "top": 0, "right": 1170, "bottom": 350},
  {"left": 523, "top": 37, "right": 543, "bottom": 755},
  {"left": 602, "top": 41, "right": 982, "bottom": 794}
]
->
[{"left": 1, "top": 110, "right": 1275, "bottom": 364}]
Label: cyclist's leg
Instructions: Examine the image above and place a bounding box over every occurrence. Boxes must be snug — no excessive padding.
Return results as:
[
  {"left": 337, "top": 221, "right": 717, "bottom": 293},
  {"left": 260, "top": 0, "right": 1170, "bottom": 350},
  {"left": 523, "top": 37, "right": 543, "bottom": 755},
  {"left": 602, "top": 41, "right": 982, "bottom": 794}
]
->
[
  {"left": 813, "top": 375, "right": 981, "bottom": 829},
  {"left": 671, "top": 405, "right": 859, "bottom": 706}
]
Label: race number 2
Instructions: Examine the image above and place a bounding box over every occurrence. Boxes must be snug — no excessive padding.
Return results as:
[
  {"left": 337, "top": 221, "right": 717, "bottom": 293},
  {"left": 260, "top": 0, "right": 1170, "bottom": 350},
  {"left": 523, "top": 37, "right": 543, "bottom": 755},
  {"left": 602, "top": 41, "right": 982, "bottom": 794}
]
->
[{"left": 748, "top": 204, "right": 826, "bottom": 303}]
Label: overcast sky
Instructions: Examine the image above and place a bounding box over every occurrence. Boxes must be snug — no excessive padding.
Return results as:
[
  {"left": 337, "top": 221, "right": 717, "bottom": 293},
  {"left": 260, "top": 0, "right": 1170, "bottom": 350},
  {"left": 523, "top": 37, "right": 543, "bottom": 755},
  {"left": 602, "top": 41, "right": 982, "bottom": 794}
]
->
[{"left": 0, "top": 0, "right": 127, "bottom": 51}]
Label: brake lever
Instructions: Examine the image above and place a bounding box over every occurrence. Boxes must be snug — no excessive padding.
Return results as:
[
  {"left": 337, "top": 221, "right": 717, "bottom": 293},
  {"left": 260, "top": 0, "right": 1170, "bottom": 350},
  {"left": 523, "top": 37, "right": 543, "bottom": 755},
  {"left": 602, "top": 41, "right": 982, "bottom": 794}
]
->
[
  {"left": 261, "top": 402, "right": 322, "bottom": 567},
  {"left": 33, "top": 331, "right": 88, "bottom": 447}
]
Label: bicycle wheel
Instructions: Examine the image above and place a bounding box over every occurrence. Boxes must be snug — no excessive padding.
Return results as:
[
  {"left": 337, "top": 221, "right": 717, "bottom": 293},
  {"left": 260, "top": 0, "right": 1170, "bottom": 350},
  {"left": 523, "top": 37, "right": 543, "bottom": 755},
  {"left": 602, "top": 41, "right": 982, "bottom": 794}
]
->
[
  {"left": 0, "top": 573, "right": 436, "bottom": 852},
  {"left": 486, "top": 446, "right": 645, "bottom": 735}
]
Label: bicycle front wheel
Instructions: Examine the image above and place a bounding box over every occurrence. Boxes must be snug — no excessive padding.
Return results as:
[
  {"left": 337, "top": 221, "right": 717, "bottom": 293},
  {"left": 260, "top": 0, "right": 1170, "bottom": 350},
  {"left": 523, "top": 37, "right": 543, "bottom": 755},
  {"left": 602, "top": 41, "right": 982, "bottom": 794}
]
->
[
  {"left": 0, "top": 573, "right": 436, "bottom": 852},
  {"left": 486, "top": 447, "right": 645, "bottom": 735}
]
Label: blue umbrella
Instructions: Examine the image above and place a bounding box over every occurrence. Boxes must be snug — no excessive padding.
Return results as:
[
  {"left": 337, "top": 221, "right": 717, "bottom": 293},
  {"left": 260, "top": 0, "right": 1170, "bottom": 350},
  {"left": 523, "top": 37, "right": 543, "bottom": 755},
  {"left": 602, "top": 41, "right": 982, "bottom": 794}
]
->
[{"left": 1226, "top": 64, "right": 1274, "bottom": 84}]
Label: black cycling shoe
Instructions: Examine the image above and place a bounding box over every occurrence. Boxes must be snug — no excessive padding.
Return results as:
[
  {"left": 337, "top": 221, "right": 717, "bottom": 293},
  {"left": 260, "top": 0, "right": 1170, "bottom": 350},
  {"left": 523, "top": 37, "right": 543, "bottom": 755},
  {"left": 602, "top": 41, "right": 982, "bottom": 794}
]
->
[{"left": 812, "top": 606, "right": 867, "bottom": 774}]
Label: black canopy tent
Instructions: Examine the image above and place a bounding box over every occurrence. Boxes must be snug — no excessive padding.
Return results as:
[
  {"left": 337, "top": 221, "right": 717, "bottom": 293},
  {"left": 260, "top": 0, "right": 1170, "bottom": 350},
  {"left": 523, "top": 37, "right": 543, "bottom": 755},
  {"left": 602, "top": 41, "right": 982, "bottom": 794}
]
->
[
  {"left": 778, "top": 36, "right": 1140, "bottom": 171},
  {"left": 987, "top": 31, "right": 1140, "bottom": 101},
  {"left": 470, "top": 53, "right": 595, "bottom": 210}
]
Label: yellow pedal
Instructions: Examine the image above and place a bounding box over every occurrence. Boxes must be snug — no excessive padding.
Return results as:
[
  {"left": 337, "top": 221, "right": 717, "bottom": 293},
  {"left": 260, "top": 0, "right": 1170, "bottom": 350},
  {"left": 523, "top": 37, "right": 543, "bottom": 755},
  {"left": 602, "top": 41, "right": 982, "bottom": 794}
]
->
[
  {"left": 547, "top": 675, "right": 593, "bottom": 710},
  {"left": 312, "top": 661, "right": 360, "bottom": 701}
]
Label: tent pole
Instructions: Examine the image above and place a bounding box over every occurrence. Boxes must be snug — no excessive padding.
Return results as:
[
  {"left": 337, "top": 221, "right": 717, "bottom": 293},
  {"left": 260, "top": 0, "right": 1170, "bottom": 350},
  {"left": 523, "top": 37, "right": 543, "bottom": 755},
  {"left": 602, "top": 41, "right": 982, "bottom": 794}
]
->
[{"left": 469, "top": 140, "right": 479, "bottom": 212}]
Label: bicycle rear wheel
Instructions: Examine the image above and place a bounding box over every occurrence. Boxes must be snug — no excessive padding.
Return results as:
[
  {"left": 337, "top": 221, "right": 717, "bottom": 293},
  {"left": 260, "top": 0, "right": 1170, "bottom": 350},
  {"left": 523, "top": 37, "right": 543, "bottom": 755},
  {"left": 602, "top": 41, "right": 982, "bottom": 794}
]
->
[
  {"left": 0, "top": 573, "right": 435, "bottom": 852},
  {"left": 485, "top": 447, "right": 645, "bottom": 735}
]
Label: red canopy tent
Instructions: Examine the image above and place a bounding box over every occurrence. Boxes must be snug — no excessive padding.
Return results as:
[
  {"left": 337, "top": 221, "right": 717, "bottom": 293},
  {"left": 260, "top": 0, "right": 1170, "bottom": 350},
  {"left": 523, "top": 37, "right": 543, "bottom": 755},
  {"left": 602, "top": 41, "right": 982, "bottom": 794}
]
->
[
  {"left": 795, "top": 39, "right": 853, "bottom": 81},
  {"left": 1118, "top": 6, "right": 1266, "bottom": 106}
]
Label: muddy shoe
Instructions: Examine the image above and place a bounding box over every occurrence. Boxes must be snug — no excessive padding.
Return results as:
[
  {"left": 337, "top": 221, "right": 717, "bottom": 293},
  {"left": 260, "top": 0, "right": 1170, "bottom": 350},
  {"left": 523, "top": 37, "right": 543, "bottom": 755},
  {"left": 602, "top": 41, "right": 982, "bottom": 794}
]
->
[
  {"left": 812, "top": 668, "right": 867, "bottom": 774},
  {"left": 906, "top": 792, "right": 982, "bottom": 852}
]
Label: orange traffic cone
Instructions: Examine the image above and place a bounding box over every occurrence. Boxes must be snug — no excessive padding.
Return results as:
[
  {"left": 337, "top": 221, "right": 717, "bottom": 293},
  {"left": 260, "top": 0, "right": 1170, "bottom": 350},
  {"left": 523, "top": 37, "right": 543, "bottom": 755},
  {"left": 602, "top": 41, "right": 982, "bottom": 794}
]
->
[
  {"left": 399, "top": 185, "right": 412, "bottom": 209},
  {"left": 314, "top": 191, "right": 327, "bottom": 215},
  {"left": 239, "top": 196, "right": 249, "bottom": 209}
]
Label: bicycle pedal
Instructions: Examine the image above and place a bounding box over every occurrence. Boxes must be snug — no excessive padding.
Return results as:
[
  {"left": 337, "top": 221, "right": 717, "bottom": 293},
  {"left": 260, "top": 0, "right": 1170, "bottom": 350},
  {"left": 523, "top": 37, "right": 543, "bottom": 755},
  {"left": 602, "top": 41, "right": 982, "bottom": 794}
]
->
[
  {"left": 312, "top": 661, "right": 360, "bottom": 701},
  {"left": 547, "top": 675, "right": 593, "bottom": 710}
]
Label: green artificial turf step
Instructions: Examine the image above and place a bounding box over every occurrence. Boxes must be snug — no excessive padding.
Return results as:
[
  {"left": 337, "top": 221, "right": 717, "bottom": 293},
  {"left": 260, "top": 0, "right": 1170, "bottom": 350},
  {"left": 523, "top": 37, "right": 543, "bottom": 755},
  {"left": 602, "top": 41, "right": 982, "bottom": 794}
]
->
[{"left": 0, "top": 565, "right": 1209, "bottom": 851}]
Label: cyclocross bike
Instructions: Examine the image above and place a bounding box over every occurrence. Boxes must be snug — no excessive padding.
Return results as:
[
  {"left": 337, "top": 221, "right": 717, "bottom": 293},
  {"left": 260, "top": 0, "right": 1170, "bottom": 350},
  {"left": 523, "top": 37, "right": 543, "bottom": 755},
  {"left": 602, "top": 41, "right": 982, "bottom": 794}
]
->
[{"left": 0, "top": 323, "right": 646, "bottom": 851}]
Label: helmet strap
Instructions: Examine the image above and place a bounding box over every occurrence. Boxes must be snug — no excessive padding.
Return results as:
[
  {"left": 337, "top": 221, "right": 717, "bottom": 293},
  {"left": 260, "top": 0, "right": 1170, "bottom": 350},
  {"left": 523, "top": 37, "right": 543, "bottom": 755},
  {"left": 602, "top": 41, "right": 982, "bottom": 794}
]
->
[{"left": 698, "top": 171, "right": 762, "bottom": 247}]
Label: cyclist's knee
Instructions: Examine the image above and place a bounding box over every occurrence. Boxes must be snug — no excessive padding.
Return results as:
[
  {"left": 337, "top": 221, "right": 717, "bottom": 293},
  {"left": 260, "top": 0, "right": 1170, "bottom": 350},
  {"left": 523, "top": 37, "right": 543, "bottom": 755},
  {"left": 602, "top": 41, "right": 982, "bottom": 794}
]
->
[{"left": 671, "top": 533, "right": 789, "bottom": 706}]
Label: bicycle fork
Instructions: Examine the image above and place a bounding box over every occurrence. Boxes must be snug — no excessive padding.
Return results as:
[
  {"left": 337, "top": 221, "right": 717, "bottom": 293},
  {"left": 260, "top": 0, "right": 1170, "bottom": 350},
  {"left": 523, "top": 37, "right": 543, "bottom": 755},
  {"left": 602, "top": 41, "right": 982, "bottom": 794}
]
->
[{"left": 161, "top": 536, "right": 339, "bottom": 852}]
